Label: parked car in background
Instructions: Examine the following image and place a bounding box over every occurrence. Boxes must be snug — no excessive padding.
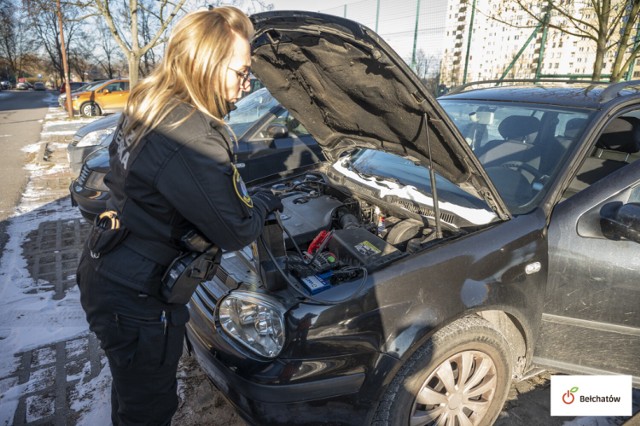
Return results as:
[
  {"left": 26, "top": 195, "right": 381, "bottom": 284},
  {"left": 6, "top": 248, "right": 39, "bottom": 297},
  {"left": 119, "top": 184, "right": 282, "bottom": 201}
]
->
[
  {"left": 58, "top": 80, "right": 106, "bottom": 108},
  {"left": 0, "top": 81, "right": 11, "bottom": 90},
  {"left": 33, "top": 82, "right": 46, "bottom": 91},
  {"left": 71, "top": 78, "right": 129, "bottom": 117},
  {"left": 67, "top": 113, "right": 121, "bottom": 175},
  {"left": 59, "top": 81, "right": 87, "bottom": 93},
  {"left": 69, "top": 87, "right": 323, "bottom": 220},
  {"left": 15, "top": 82, "right": 30, "bottom": 90},
  {"left": 183, "top": 11, "right": 640, "bottom": 426}
]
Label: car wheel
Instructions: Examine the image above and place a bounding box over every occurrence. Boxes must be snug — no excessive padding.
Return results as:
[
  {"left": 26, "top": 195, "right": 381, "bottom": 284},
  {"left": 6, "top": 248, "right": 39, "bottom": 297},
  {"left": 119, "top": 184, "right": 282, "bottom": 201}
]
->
[
  {"left": 372, "top": 316, "right": 512, "bottom": 426},
  {"left": 81, "top": 102, "right": 101, "bottom": 117}
]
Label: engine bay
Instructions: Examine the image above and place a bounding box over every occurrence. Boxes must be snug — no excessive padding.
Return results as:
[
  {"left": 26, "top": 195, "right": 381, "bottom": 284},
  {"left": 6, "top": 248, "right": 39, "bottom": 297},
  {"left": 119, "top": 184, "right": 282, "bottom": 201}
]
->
[{"left": 253, "top": 172, "right": 453, "bottom": 296}]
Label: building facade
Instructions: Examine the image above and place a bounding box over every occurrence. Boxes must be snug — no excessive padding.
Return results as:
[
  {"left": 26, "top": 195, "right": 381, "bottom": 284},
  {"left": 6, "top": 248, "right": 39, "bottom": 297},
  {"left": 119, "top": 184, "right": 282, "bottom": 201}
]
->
[{"left": 440, "top": 0, "right": 640, "bottom": 87}]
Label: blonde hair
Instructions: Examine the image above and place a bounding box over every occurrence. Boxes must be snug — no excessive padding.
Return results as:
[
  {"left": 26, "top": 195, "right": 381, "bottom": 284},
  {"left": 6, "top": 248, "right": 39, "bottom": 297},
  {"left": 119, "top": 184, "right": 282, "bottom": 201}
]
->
[{"left": 123, "top": 7, "right": 253, "bottom": 145}]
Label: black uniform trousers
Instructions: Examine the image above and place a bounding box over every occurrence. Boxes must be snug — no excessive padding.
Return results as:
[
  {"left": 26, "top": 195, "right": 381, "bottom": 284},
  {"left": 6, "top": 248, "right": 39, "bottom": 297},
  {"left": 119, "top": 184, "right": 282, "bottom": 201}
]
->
[{"left": 77, "top": 248, "right": 188, "bottom": 426}]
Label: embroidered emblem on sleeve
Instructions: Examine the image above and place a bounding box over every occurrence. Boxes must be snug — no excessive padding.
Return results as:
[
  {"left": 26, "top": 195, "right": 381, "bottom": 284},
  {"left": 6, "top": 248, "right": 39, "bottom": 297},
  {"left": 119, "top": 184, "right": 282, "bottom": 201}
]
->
[{"left": 232, "top": 165, "right": 253, "bottom": 208}]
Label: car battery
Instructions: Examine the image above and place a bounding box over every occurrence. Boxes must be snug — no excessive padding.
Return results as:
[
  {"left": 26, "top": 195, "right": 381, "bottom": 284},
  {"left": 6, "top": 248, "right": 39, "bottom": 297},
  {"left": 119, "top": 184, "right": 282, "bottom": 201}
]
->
[{"left": 328, "top": 227, "right": 404, "bottom": 272}]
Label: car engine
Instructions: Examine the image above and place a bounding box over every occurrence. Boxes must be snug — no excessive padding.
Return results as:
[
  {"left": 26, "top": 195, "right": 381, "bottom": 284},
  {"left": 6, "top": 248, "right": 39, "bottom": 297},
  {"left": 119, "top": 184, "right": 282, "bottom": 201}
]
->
[{"left": 254, "top": 172, "right": 443, "bottom": 296}]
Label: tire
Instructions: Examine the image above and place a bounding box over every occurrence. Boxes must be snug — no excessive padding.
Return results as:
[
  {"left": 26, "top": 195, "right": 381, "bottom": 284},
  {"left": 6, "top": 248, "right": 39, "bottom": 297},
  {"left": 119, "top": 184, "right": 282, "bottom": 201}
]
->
[
  {"left": 373, "top": 316, "right": 513, "bottom": 426},
  {"left": 81, "top": 102, "right": 101, "bottom": 117}
]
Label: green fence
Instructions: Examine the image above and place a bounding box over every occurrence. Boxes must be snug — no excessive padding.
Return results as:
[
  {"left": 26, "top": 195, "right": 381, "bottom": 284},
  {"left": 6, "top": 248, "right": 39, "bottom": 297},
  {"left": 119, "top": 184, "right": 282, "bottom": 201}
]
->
[
  {"left": 318, "top": 0, "right": 447, "bottom": 79},
  {"left": 311, "top": 0, "right": 640, "bottom": 90}
]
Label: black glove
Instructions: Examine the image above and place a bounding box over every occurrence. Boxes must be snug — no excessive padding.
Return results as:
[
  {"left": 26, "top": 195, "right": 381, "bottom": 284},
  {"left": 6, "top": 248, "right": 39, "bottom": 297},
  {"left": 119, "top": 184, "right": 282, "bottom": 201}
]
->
[{"left": 252, "top": 191, "right": 283, "bottom": 213}]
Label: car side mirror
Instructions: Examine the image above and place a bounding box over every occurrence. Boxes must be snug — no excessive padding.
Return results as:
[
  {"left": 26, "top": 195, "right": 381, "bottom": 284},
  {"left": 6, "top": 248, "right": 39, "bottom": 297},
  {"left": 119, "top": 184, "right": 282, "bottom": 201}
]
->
[
  {"left": 267, "top": 124, "right": 288, "bottom": 139},
  {"left": 600, "top": 202, "right": 640, "bottom": 243},
  {"left": 103, "top": 89, "right": 110, "bottom": 94}
]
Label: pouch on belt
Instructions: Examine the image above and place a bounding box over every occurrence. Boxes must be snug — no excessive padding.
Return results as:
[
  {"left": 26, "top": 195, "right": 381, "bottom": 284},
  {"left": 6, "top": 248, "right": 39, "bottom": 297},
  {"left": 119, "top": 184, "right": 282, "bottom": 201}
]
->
[
  {"left": 87, "top": 211, "right": 129, "bottom": 259},
  {"left": 161, "top": 231, "right": 221, "bottom": 304}
]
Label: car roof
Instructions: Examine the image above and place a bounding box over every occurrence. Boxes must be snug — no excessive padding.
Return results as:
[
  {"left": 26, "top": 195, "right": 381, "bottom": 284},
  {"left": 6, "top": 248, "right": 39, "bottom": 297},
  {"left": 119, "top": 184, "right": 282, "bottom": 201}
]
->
[{"left": 439, "top": 80, "right": 640, "bottom": 109}]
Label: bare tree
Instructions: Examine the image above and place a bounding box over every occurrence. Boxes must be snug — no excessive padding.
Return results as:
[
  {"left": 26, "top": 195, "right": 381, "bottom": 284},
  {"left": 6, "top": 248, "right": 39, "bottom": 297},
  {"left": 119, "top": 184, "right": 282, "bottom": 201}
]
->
[
  {"left": 71, "top": 0, "right": 274, "bottom": 86},
  {"left": 610, "top": 0, "right": 640, "bottom": 81},
  {"left": 22, "top": 0, "right": 85, "bottom": 84},
  {"left": 0, "top": 0, "right": 17, "bottom": 80},
  {"left": 137, "top": 4, "right": 160, "bottom": 77},
  {"left": 75, "top": 0, "right": 188, "bottom": 87},
  {"left": 68, "top": 44, "right": 94, "bottom": 82},
  {"left": 0, "top": 0, "right": 34, "bottom": 82},
  {"left": 92, "top": 18, "right": 124, "bottom": 79},
  {"left": 414, "top": 49, "right": 442, "bottom": 80},
  {"left": 493, "top": 0, "right": 640, "bottom": 82}
]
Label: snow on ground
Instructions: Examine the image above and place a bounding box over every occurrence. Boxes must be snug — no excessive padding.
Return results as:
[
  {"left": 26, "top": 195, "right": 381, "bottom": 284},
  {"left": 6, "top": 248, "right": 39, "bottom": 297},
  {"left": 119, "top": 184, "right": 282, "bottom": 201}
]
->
[
  {"left": 70, "top": 362, "right": 111, "bottom": 425},
  {"left": 0, "top": 104, "right": 97, "bottom": 425}
]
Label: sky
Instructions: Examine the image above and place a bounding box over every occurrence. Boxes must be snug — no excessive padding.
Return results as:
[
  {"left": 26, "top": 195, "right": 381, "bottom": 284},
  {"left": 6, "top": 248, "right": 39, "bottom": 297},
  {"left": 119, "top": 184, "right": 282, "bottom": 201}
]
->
[
  {"left": 269, "top": 0, "right": 349, "bottom": 11},
  {"left": 261, "top": 0, "right": 449, "bottom": 67}
]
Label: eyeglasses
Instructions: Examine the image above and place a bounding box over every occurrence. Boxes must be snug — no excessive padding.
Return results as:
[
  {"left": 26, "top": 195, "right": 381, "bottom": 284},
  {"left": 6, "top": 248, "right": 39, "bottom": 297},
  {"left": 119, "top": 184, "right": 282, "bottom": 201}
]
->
[{"left": 228, "top": 67, "right": 251, "bottom": 87}]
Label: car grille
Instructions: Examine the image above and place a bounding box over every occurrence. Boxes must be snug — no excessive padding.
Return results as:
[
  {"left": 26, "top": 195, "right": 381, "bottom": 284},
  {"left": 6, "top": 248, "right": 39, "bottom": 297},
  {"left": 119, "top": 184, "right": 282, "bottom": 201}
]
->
[
  {"left": 192, "top": 250, "right": 260, "bottom": 318},
  {"left": 192, "top": 268, "right": 241, "bottom": 319},
  {"left": 76, "top": 164, "right": 91, "bottom": 187}
]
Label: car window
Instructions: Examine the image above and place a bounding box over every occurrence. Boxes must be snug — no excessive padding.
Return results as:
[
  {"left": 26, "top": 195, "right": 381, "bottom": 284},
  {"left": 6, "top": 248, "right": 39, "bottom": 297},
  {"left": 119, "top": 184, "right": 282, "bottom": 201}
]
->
[
  {"left": 225, "top": 88, "right": 279, "bottom": 136},
  {"left": 347, "top": 149, "right": 491, "bottom": 212},
  {"left": 628, "top": 184, "right": 640, "bottom": 203},
  {"left": 440, "top": 99, "right": 593, "bottom": 213},
  {"left": 83, "top": 81, "right": 107, "bottom": 91},
  {"left": 563, "top": 109, "right": 640, "bottom": 200},
  {"left": 103, "top": 82, "right": 124, "bottom": 92},
  {"left": 264, "top": 110, "right": 310, "bottom": 138}
]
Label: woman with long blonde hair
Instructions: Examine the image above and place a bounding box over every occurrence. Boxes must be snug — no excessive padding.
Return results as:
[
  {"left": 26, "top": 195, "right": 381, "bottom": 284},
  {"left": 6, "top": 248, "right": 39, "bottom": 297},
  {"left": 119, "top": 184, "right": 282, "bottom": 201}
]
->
[{"left": 77, "top": 7, "right": 282, "bottom": 424}]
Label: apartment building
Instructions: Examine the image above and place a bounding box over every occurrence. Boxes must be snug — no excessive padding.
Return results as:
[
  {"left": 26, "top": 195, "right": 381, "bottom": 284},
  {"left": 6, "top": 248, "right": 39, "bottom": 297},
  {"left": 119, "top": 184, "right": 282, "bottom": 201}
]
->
[{"left": 440, "top": 0, "right": 640, "bottom": 87}]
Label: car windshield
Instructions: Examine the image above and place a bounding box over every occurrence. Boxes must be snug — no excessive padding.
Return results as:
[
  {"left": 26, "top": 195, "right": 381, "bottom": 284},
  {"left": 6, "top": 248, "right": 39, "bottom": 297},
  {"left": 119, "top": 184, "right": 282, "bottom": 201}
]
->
[
  {"left": 439, "top": 99, "right": 593, "bottom": 214},
  {"left": 225, "top": 88, "right": 279, "bottom": 136},
  {"left": 336, "top": 149, "right": 496, "bottom": 227},
  {"left": 78, "top": 80, "right": 106, "bottom": 92}
]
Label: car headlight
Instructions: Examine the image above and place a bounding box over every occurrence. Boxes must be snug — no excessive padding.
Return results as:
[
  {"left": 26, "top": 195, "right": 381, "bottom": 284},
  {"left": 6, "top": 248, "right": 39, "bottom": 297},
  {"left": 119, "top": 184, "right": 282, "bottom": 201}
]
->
[
  {"left": 218, "top": 292, "right": 286, "bottom": 358},
  {"left": 84, "top": 171, "right": 109, "bottom": 192},
  {"left": 76, "top": 128, "right": 115, "bottom": 148}
]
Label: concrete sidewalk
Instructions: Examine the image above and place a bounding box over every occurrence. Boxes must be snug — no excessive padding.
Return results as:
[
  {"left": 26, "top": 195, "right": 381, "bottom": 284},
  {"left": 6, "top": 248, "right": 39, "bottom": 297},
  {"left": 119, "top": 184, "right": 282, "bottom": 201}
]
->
[{"left": 4, "top": 114, "right": 97, "bottom": 425}]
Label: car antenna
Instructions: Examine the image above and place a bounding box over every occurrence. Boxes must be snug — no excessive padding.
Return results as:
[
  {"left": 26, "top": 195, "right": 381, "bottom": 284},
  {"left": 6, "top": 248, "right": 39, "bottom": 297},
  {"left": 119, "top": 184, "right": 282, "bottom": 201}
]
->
[{"left": 423, "top": 112, "right": 443, "bottom": 239}]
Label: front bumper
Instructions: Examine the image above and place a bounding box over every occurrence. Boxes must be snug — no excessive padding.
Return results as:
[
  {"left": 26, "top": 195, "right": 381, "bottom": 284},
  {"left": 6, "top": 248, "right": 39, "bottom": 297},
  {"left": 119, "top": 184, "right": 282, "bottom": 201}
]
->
[
  {"left": 69, "top": 180, "right": 109, "bottom": 221},
  {"left": 187, "top": 322, "right": 369, "bottom": 425},
  {"left": 185, "top": 276, "right": 396, "bottom": 425},
  {"left": 67, "top": 143, "right": 101, "bottom": 176}
]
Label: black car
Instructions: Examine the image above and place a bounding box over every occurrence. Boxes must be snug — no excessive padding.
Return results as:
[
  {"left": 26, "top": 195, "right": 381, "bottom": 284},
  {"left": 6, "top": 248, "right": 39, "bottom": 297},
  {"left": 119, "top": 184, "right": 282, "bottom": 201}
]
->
[
  {"left": 66, "top": 113, "right": 121, "bottom": 175},
  {"left": 184, "top": 11, "right": 640, "bottom": 426},
  {"left": 69, "top": 88, "right": 323, "bottom": 220}
]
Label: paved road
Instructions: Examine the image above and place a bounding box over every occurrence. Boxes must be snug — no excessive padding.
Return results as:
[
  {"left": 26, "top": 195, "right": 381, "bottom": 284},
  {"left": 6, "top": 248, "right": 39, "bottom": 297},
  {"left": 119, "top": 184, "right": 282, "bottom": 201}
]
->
[{"left": 0, "top": 89, "right": 53, "bottom": 253}]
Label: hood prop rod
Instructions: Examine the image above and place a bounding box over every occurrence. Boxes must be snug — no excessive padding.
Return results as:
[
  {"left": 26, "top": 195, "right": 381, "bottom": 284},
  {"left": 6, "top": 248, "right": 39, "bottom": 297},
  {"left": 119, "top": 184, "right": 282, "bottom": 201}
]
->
[{"left": 424, "top": 113, "right": 443, "bottom": 239}]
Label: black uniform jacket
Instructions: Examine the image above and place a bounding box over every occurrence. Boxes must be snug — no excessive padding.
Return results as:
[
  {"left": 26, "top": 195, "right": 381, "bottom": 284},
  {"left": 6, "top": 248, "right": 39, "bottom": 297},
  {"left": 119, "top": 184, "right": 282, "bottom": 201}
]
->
[{"left": 100, "top": 103, "right": 270, "bottom": 293}]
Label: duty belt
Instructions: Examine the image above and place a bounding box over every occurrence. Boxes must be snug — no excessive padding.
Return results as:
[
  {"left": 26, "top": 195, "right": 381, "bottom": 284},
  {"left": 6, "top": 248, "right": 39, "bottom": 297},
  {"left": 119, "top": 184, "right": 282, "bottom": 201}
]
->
[{"left": 122, "top": 233, "right": 182, "bottom": 266}]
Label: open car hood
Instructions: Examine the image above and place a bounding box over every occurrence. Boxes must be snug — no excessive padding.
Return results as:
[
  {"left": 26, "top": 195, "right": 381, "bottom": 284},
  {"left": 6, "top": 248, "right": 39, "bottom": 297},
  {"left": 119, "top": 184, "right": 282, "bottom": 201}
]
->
[{"left": 250, "top": 11, "right": 508, "bottom": 219}]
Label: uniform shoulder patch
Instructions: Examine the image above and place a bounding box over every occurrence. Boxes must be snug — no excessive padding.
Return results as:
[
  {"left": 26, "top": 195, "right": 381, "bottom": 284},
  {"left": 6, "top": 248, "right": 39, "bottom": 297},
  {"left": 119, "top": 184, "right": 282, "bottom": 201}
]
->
[{"left": 232, "top": 165, "right": 253, "bottom": 208}]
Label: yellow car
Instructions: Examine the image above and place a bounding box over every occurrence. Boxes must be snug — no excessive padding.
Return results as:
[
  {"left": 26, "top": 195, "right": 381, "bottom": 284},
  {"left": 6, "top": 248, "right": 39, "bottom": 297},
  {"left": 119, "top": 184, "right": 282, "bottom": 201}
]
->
[{"left": 71, "top": 79, "right": 129, "bottom": 117}]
